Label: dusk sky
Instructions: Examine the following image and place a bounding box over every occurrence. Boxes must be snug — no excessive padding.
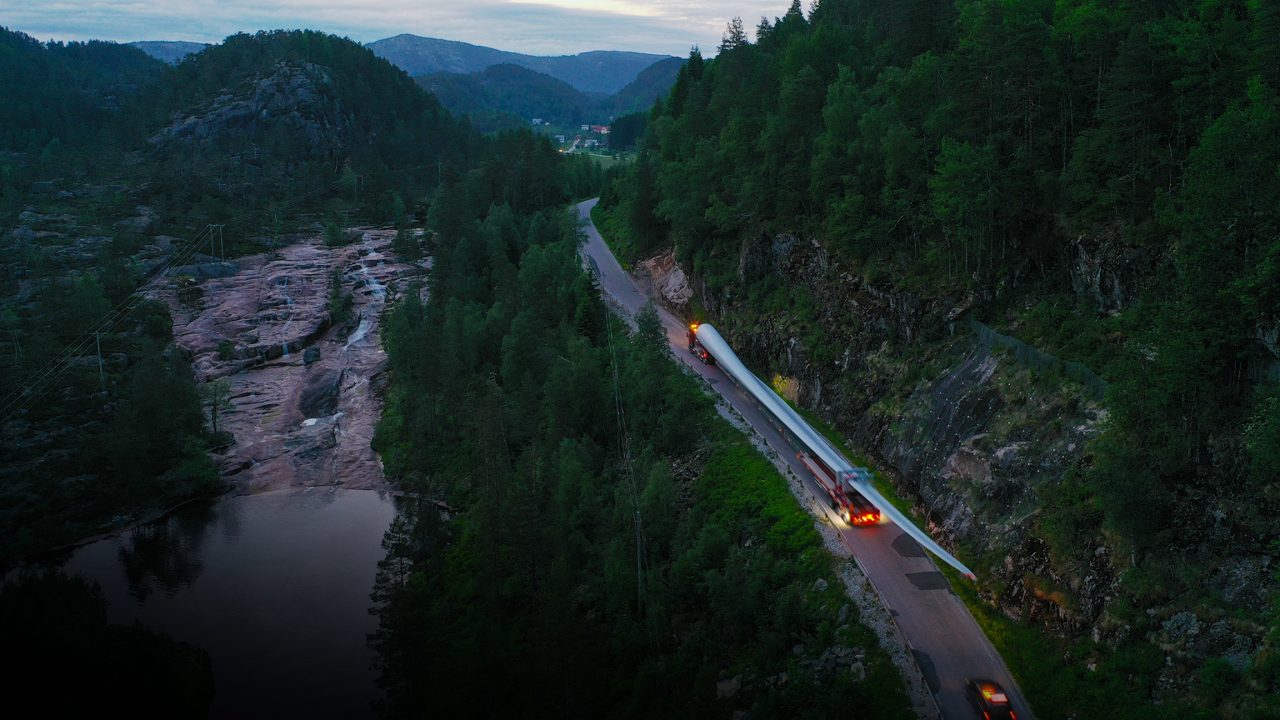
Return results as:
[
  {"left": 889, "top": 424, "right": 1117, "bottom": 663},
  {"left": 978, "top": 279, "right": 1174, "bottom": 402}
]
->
[{"left": 0, "top": 0, "right": 789, "bottom": 56}]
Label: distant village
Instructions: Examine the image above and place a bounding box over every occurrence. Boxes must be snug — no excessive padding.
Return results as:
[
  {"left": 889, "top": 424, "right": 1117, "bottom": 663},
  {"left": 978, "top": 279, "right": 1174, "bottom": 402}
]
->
[{"left": 529, "top": 118, "right": 611, "bottom": 153}]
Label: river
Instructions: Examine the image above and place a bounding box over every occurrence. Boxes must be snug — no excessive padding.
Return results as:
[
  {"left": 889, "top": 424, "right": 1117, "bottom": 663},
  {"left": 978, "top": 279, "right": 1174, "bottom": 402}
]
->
[{"left": 62, "top": 488, "right": 396, "bottom": 718}]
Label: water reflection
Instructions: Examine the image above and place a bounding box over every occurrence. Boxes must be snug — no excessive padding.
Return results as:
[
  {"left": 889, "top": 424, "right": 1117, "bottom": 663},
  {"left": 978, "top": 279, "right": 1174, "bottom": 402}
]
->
[
  {"left": 118, "top": 502, "right": 214, "bottom": 600},
  {"left": 62, "top": 488, "right": 396, "bottom": 718}
]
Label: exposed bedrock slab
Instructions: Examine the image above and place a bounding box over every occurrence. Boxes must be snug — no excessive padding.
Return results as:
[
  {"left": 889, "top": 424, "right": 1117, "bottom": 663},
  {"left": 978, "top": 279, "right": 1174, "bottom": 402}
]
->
[{"left": 160, "top": 229, "right": 429, "bottom": 493}]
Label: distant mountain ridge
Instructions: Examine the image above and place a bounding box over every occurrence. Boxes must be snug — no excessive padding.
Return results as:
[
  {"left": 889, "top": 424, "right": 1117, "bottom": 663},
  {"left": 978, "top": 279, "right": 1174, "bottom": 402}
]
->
[
  {"left": 367, "top": 34, "right": 673, "bottom": 95},
  {"left": 418, "top": 64, "right": 599, "bottom": 127},
  {"left": 129, "top": 40, "right": 210, "bottom": 64},
  {"left": 416, "top": 56, "right": 681, "bottom": 129},
  {"left": 609, "top": 57, "right": 683, "bottom": 115}
]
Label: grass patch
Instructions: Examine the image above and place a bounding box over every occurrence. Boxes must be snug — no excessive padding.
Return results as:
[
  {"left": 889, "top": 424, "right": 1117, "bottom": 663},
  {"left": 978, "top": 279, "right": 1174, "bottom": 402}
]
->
[
  {"left": 590, "top": 197, "right": 641, "bottom": 265},
  {"left": 692, "top": 409, "right": 915, "bottom": 719},
  {"left": 582, "top": 152, "right": 631, "bottom": 169}
]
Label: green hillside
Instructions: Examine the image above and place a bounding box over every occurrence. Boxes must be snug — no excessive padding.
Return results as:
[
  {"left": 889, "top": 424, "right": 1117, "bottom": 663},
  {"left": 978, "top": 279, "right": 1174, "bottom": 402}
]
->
[
  {"left": 416, "top": 63, "right": 604, "bottom": 126},
  {"left": 416, "top": 57, "right": 683, "bottom": 129},
  {"left": 609, "top": 56, "right": 684, "bottom": 115},
  {"left": 368, "top": 33, "right": 673, "bottom": 94},
  {"left": 0, "top": 28, "right": 166, "bottom": 150},
  {"left": 129, "top": 40, "right": 211, "bottom": 64}
]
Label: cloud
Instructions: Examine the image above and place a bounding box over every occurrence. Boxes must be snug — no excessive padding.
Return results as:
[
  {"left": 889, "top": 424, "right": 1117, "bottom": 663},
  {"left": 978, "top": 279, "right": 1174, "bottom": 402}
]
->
[{"left": 0, "top": 0, "right": 789, "bottom": 56}]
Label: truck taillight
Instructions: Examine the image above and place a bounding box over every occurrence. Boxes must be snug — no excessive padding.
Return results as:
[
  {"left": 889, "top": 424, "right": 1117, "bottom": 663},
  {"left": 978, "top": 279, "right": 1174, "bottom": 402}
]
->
[{"left": 851, "top": 512, "right": 879, "bottom": 526}]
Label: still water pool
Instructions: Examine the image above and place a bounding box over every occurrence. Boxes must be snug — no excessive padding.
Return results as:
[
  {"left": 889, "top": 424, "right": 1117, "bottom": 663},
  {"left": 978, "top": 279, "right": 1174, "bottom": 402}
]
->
[{"left": 63, "top": 488, "right": 396, "bottom": 718}]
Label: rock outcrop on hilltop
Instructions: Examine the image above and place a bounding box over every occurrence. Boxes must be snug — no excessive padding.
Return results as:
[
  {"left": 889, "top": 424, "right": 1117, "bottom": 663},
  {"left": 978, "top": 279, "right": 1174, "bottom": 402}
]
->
[{"left": 150, "top": 59, "right": 352, "bottom": 158}]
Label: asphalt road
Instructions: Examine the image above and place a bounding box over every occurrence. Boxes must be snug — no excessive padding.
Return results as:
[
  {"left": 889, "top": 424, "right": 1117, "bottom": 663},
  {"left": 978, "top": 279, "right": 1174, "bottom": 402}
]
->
[{"left": 575, "top": 198, "right": 1035, "bottom": 720}]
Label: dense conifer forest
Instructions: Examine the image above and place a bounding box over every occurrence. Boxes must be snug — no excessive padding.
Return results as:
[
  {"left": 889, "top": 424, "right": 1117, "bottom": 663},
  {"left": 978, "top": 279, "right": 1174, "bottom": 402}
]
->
[{"left": 370, "top": 187, "right": 913, "bottom": 719}]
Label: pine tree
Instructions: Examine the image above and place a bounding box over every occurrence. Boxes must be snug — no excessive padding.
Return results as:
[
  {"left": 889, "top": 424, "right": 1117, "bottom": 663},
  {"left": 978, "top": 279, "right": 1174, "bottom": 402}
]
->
[{"left": 719, "top": 17, "right": 749, "bottom": 53}]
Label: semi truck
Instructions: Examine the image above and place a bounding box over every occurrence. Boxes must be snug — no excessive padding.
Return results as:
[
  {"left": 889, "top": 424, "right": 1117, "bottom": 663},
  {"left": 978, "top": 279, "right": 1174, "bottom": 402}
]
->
[
  {"left": 688, "top": 322, "right": 880, "bottom": 527},
  {"left": 687, "top": 321, "right": 976, "bottom": 578}
]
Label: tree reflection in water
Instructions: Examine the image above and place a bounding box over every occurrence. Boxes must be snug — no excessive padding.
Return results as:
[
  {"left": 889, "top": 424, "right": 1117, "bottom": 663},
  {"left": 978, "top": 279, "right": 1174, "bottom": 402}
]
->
[{"left": 118, "top": 502, "right": 216, "bottom": 601}]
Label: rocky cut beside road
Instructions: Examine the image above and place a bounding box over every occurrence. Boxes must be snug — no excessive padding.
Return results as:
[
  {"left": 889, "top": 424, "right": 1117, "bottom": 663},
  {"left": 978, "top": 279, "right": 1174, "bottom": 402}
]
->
[{"left": 161, "top": 228, "right": 427, "bottom": 494}]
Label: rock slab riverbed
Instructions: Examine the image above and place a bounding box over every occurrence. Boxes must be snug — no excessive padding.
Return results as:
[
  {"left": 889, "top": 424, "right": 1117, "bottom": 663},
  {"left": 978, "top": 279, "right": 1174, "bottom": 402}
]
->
[{"left": 163, "top": 228, "right": 426, "bottom": 493}]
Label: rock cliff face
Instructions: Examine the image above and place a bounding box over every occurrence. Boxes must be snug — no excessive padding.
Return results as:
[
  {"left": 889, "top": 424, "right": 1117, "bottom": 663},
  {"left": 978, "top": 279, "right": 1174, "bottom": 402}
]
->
[
  {"left": 1068, "top": 225, "right": 1163, "bottom": 314},
  {"left": 150, "top": 59, "right": 352, "bottom": 158},
  {"left": 633, "top": 248, "right": 692, "bottom": 309}
]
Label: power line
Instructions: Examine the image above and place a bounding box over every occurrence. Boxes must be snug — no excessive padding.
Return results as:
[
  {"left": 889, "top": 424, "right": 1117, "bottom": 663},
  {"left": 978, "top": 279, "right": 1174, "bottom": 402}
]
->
[
  {"left": 0, "top": 217, "right": 232, "bottom": 414},
  {"left": 604, "top": 297, "right": 648, "bottom": 618},
  {"left": 0, "top": 225, "right": 214, "bottom": 415}
]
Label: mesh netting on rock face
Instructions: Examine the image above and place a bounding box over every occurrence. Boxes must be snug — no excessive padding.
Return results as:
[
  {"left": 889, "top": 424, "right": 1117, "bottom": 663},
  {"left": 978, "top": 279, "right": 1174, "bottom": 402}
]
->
[{"left": 969, "top": 317, "right": 1108, "bottom": 400}]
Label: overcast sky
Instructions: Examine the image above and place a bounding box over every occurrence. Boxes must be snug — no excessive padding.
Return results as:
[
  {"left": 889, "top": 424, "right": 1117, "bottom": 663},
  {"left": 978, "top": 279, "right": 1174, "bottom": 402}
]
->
[{"left": 1, "top": 0, "right": 790, "bottom": 56}]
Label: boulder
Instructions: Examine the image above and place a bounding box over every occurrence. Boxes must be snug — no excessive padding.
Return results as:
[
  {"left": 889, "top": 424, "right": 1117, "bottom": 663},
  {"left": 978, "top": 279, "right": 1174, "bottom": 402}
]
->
[
  {"left": 298, "top": 367, "right": 343, "bottom": 418},
  {"left": 637, "top": 249, "right": 693, "bottom": 308},
  {"left": 715, "top": 675, "right": 742, "bottom": 699}
]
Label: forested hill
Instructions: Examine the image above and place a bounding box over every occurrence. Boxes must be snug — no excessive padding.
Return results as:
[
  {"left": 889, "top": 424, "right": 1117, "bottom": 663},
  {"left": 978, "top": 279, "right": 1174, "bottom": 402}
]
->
[
  {"left": 416, "top": 64, "right": 605, "bottom": 127},
  {"left": 128, "top": 29, "right": 473, "bottom": 204},
  {"left": 0, "top": 28, "right": 167, "bottom": 149},
  {"left": 609, "top": 56, "right": 684, "bottom": 115},
  {"left": 600, "top": 0, "right": 1280, "bottom": 716},
  {"left": 415, "top": 57, "right": 682, "bottom": 128},
  {"left": 368, "top": 33, "right": 673, "bottom": 94},
  {"left": 129, "top": 40, "right": 211, "bottom": 64},
  {"left": 0, "top": 27, "right": 603, "bottom": 568}
]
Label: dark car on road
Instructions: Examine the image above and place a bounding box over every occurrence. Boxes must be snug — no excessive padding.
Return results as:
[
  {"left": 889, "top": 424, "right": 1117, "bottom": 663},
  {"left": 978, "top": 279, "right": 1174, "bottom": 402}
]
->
[{"left": 966, "top": 678, "right": 1017, "bottom": 720}]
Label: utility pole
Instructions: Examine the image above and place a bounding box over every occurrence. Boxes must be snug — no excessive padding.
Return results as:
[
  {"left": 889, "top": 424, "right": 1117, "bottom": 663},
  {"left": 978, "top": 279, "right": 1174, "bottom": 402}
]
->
[
  {"left": 94, "top": 332, "right": 104, "bottom": 388},
  {"left": 207, "top": 224, "right": 226, "bottom": 260}
]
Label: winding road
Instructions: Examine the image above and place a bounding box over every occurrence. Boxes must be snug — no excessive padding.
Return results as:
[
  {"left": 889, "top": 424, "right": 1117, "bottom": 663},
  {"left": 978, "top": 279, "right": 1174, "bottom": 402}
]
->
[{"left": 575, "top": 198, "right": 1035, "bottom": 720}]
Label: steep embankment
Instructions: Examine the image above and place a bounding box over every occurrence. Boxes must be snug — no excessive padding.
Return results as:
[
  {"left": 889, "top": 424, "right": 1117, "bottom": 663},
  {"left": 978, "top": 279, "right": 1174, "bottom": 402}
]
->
[{"left": 609, "top": 206, "right": 1275, "bottom": 716}]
